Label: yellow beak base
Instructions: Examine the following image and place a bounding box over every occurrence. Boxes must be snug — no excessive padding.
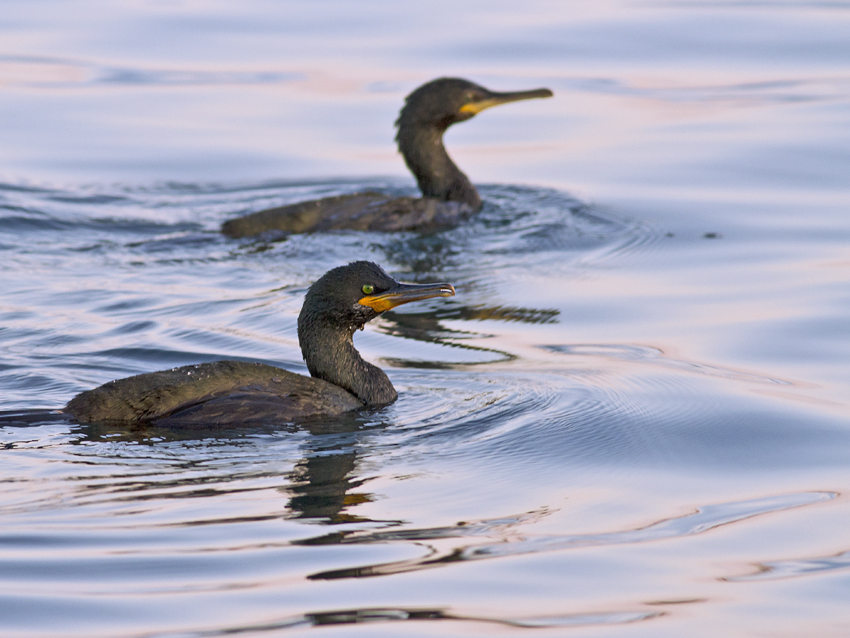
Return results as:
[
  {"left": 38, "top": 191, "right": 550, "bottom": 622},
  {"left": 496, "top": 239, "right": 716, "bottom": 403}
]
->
[{"left": 359, "top": 282, "right": 455, "bottom": 313}]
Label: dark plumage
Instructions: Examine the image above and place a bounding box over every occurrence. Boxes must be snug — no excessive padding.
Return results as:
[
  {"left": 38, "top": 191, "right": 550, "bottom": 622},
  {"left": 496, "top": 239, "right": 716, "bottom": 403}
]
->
[
  {"left": 64, "top": 262, "right": 455, "bottom": 426},
  {"left": 222, "top": 78, "right": 552, "bottom": 237}
]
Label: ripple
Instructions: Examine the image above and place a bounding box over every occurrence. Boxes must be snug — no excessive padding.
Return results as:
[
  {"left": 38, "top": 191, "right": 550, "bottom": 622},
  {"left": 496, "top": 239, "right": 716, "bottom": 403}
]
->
[
  {"left": 0, "top": 54, "right": 303, "bottom": 89},
  {"left": 0, "top": 179, "right": 657, "bottom": 282},
  {"left": 0, "top": 178, "right": 660, "bottom": 413},
  {"left": 370, "top": 183, "right": 664, "bottom": 278},
  {"left": 132, "top": 605, "right": 661, "bottom": 636},
  {"left": 542, "top": 343, "right": 795, "bottom": 386},
  {"left": 726, "top": 546, "right": 850, "bottom": 582},
  {"left": 567, "top": 75, "right": 850, "bottom": 106},
  {"left": 304, "top": 492, "right": 836, "bottom": 580},
  {"left": 377, "top": 365, "right": 683, "bottom": 470}
]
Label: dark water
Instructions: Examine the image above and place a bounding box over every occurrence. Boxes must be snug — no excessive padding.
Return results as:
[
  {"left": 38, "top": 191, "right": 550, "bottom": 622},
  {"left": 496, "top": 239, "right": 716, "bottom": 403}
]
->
[{"left": 2, "top": 2, "right": 850, "bottom": 636}]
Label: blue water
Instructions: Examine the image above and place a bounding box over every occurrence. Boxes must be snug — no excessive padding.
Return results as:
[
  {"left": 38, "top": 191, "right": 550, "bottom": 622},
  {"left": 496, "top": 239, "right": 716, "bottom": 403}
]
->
[{"left": 2, "top": 1, "right": 850, "bottom": 636}]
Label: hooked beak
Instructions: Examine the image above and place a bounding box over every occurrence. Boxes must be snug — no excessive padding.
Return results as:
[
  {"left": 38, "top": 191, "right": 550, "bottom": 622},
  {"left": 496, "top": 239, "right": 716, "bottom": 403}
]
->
[
  {"left": 358, "top": 280, "right": 456, "bottom": 313},
  {"left": 459, "top": 87, "right": 553, "bottom": 115}
]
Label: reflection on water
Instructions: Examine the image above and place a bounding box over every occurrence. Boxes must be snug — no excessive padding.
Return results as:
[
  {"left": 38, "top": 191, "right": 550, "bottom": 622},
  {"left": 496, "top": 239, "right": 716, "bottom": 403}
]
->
[
  {"left": 726, "top": 547, "right": 850, "bottom": 583},
  {"left": 152, "top": 605, "right": 662, "bottom": 636},
  {"left": 285, "top": 415, "right": 377, "bottom": 524},
  {"left": 304, "top": 492, "right": 836, "bottom": 580},
  {"left": 377, "top": 303, "right": 558, "bottom": 369}
]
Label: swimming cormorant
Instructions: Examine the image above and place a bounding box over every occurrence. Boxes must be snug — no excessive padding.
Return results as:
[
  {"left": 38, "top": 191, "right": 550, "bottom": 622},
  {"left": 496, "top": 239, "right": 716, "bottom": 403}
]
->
[
  {"left": 64, "top": 262, "right": 455, "bottom": 425},
  {"left": 221, "top": 78, "right": 553, "bottom": 237}
]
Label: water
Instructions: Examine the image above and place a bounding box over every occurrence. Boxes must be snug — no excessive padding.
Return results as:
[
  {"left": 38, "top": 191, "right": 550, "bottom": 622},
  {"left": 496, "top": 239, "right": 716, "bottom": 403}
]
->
[{"left": 2, "top": 1, "right": 850, "bottom": 636}]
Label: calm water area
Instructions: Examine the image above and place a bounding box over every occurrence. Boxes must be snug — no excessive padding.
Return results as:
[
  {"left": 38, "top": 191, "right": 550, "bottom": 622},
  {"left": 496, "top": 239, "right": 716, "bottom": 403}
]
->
[{"left": 2, "top": 1, "right": 850, "bottom": 636}]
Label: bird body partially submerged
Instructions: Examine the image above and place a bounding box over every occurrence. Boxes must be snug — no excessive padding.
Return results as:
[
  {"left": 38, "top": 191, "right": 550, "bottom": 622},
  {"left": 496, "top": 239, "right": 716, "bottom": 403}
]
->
[
  {"left": 65, "top": 262, "right": 455, "bottom": 426},
  {"left": 222, "top": 78, "right": 552, "bottom": 238},
  {"left": 65, "top": 360, "right": 363, "bottom": 426},
  {"left": 221, "top": 192, "right": 474, "bottom": 238}
]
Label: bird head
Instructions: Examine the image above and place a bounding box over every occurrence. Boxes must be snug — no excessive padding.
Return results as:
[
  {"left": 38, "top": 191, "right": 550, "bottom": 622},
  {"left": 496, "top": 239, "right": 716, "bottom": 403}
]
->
[
  {"left": 397, "top": 77, "right": 553, "bottom": 131},
  {"left": 299, "top": 261, "right": 455, "bottom": 333}
]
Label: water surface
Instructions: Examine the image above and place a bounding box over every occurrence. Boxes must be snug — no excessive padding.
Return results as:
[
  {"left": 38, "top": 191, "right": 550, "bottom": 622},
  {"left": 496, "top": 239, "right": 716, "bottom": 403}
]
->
[{"left": 2, "top": 1, "right": 850, "bottom": 636}]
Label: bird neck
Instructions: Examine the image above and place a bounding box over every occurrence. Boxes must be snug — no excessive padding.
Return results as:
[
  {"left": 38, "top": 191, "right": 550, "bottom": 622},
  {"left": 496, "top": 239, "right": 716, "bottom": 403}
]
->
[
  {"left": 396, "top": 123, "right": 482, "bottom": 211},
  {"left": 299, "top": 323, "right": 398, "bottom": 407}
]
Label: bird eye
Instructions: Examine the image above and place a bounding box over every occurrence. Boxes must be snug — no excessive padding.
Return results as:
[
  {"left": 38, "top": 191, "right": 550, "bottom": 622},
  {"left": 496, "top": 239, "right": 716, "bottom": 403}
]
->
[{"left": 361, "top": 284, "right": 375, "bottom": 295}]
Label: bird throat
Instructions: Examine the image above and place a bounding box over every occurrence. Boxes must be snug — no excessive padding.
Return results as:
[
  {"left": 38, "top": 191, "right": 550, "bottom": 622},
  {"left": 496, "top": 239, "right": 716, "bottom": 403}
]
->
[
  {"left": 397, "top": 124, "right": 483, "bottom": 211},
  {"left": 299, "top": 322, "right": 397, "bottom": 407}
]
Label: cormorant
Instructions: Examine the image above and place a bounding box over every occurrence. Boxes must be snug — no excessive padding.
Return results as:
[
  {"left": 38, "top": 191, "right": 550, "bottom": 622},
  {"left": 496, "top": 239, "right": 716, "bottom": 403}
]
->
[
  {"left": 221, "top": 78, "right": 553, "bottom": 237},
  {"left": 65, "top": 262, "right": 455, "bottom": 426}
]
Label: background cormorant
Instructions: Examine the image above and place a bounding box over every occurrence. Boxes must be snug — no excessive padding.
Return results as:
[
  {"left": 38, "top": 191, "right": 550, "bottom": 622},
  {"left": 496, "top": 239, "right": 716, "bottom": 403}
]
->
[
  {"left": 221, "top": 78, "right": 552, "bottom": 237},
  {"left": 65, "top": 262, "right": 455, "bottom": 426}
]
